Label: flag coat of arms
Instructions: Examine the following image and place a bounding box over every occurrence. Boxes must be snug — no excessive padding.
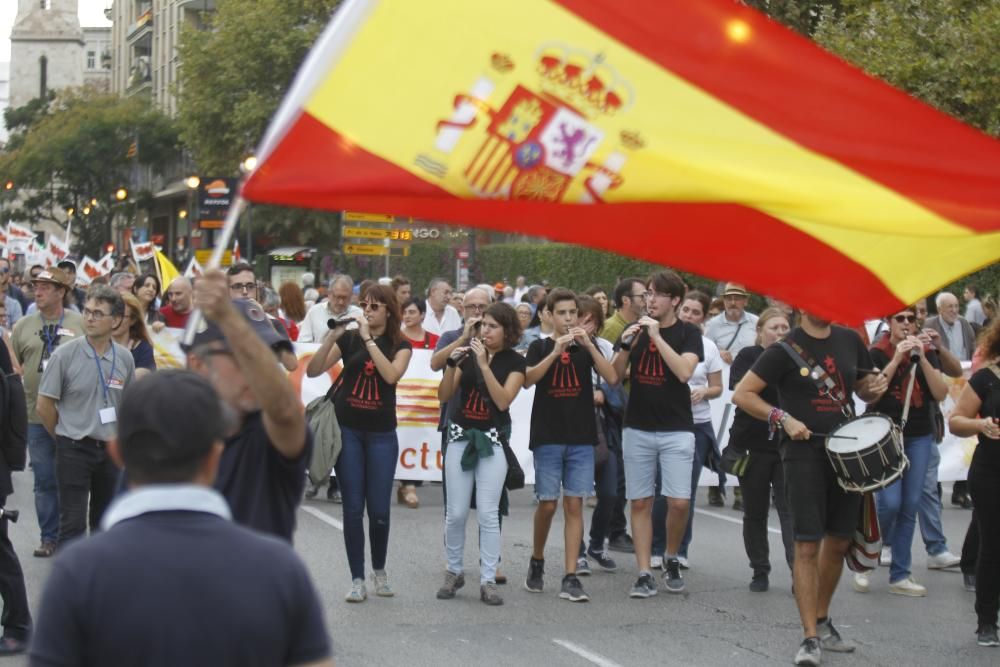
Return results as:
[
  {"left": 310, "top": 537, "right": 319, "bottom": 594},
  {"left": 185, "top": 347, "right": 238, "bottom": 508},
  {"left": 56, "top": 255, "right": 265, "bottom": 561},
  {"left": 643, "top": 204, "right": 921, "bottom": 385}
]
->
[{"left": 242, "top": 0, "right": 1000, "bottom": 323}]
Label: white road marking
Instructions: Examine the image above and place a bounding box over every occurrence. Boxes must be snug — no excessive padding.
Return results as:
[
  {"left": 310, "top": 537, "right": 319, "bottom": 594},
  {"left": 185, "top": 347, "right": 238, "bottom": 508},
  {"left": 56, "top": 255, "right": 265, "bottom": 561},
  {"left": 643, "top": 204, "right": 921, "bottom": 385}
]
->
[
  {"left": 694, "top": 507, "right": 781, "bottom": 534},
  {"left": 552, "top": 639, "right": 623, "bottom": 667},
  {"left": 300, "top": 504, "right": 344, "bottom": 531}
]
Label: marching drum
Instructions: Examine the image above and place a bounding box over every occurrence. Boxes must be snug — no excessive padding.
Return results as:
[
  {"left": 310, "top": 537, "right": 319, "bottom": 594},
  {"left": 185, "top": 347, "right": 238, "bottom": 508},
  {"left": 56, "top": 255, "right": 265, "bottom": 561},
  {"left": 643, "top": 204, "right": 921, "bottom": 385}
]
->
[{"left": 825, "top": 414, "right": 908, "bottom": 493}]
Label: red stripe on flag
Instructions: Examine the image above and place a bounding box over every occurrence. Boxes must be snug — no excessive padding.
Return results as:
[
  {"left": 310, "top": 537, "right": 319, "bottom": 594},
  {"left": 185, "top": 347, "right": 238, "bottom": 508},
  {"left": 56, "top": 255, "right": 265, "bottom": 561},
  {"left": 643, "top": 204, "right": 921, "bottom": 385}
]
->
[
  {"left": 555, "top": 0, "right": 1000, "bottom": 232},
  {"left": 244, "top": 113, "right": 902, "bottom": 323}
]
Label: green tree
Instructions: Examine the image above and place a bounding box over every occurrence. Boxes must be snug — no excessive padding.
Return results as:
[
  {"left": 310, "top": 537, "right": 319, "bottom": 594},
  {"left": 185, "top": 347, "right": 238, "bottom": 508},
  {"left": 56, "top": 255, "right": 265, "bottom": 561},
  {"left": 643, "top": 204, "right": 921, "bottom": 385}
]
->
[
  {"left": 813, "top": 0, "right": 1000, "bottom": 137},
  {"left": 0, "top": 91, "right": 179, "bottom": 257},
  {"left": 176, "top": 0, "right": 343, "bottom": 249},
  {"left": 743, "top": 0, "right": 844, "bottom": 36}
]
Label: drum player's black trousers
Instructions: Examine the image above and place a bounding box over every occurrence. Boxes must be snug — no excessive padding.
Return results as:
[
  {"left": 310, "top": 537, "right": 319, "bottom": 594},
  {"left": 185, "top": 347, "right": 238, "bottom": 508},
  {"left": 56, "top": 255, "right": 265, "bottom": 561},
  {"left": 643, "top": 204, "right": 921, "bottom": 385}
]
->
[{"left": 969, "top": 452, "right": 1000, "bottom": 628}]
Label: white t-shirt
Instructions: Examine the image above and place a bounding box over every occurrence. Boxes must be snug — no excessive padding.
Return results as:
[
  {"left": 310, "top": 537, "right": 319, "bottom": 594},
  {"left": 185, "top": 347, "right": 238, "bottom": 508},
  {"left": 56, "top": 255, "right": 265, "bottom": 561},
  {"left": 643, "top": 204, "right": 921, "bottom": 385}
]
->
[
  {"left": 689, "top": 336, "right": 723, "bottom": 423},
  {"left": 297, "top": 301, "right": 362, "bottom": 343},
  {"left": 422, "top": 304, "right": 462, "bottom": 336}
]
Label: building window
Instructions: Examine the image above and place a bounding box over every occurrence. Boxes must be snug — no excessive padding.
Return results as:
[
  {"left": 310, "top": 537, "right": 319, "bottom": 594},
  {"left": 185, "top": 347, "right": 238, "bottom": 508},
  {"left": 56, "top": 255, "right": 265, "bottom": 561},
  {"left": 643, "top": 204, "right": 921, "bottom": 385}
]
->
[
  {"left": 87, "top": 51, "right": 96, "bottom": 69},
  {"left": 39, "top": 55, "right": 48, "bottom": 99}
]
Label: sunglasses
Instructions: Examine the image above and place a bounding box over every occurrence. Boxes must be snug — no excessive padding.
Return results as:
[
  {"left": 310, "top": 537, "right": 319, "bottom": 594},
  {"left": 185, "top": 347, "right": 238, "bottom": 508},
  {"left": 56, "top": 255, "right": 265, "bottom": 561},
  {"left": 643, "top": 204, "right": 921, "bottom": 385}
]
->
[
  {"left": 361, "top": 302, "right": 384, "bottom": 311},
  {"left": 892, "top": 314, "right": 917, "bottom": 323}
]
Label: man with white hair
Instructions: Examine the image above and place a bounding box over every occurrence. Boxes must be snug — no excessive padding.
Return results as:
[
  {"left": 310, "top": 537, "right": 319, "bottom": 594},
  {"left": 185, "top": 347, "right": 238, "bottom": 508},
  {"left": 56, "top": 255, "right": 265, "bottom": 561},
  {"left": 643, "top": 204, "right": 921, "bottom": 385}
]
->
[
  {"left": 297, "top": 274, "right": 361, "bottom": 343},
  {"left": 423, "top": 278, "right": 461, "bottom": 336},
  {"left": 925, "top": 292, "right": 975, "bottom": 362}
]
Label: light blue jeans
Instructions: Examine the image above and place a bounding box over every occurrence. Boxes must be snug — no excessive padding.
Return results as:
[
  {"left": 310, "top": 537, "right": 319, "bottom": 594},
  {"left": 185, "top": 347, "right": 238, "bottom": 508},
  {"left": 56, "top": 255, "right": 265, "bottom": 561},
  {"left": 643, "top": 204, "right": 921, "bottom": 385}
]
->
[
  {"left": 876, "top": 434, "right": 934, "bottom": 583},
  {"left": 444, "top": 441, "right": 507, "bottom": 584},
  {"left": 917, "top": 442, "right": 950, "bottom": 556}
]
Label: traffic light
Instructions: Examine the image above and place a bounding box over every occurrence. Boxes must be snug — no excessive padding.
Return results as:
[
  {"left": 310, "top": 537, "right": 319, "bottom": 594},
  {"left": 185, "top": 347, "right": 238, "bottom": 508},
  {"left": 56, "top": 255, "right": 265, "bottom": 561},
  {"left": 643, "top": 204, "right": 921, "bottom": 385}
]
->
[
  {"left": 3, "top": 181, "right": 12, "bottom": 191},
  {"left": 115, "top": 188, "right": 128, "bottom": 201},
  {"left": 104, "top": 243, "right": 115, "bottom": 254}
]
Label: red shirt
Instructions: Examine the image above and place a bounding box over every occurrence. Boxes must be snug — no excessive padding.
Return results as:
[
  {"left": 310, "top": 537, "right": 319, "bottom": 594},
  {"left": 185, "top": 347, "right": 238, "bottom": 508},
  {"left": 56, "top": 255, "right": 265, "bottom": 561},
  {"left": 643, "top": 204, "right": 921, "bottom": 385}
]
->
[
  {"left": 405, "top": 330, "right": 439, "bottom": 350},
  {"left": 160, "top": 304, "right": 191, "bottom": 328}
]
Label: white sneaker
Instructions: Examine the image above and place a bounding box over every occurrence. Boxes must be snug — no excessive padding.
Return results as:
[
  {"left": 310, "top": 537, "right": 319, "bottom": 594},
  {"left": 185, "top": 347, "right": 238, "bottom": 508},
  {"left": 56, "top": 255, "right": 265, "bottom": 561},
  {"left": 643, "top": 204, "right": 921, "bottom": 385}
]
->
[
  {"left": 880, "top": 546, "right": 892, "bottom": 567},
  {"left": 677, "top": 555, "right": 690, "bottom": 570},
  {"left": 888, "top": 577, "right": 927, "bottom": 597},
  {"left": 927, "top": 550, "right": 960, "bottom": 569},
  {"left": 650, "top": 555, "right": 663, "bottom": 570},
  {"left": 853, "top": 573, "right": 870, "bottom": 593}
]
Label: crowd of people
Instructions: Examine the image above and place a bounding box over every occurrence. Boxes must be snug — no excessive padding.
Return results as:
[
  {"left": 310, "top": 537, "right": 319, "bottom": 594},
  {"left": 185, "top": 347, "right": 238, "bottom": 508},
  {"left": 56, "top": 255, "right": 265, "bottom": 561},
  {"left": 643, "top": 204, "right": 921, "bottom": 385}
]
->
[{"left": 0, "top": 255, "right": 995, "bottom": 665}]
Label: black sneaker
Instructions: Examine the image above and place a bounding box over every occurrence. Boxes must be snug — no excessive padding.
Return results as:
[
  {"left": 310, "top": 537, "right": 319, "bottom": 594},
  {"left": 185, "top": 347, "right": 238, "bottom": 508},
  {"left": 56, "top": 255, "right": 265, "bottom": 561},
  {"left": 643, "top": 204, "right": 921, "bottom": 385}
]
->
[
  {"left": 663, "top": 558, "right": 685, "bottom": 594},
  {"left": 978, "top": 624, "right": 1000, "bottom": 647},
  {"left": 794, "top": 637, "right": 821, "bottom": 666},
  {"left": 732, "top": 487, "right": 744, "bottom": 512},
  {"left": 608, "top": 533, "right": 635, "bottom": 553},
  {"left": 586, "top": 545, "right": 619, "bottom": 572},
  {"left": 525, "top": 557, "right": 544, "bottom": 593},
  {"left": 817, "top": 618, "right": 855, "bottom": 653},
  {"left": 708, "top": 487, "right": 725, "bottom": 507},
  {"left": 575, "top": 556, "right": 592, "bottom": 577},
  {"left": 559, "top": 575, "right": 590, "bottom": 602},
  {"left": 964, "top": 573, "right": 977, "bottom": 592},
  {"left": 749, "top": 573, "right": 769, "bottom": 592},
  {"left": 629, "top": 572, "right": 657, "bottom": 598}
]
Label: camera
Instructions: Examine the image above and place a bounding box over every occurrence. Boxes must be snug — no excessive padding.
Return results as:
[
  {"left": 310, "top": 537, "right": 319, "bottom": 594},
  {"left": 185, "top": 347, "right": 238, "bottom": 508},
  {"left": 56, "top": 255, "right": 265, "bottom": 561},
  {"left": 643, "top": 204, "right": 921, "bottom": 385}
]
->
[{"left": 328, "top": 318, "right": 355, "bottom": 329}]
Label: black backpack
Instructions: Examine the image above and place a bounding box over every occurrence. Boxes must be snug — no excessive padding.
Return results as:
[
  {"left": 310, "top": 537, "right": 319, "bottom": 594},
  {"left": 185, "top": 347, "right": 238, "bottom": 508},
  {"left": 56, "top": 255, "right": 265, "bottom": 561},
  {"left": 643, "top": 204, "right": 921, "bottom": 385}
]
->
[{"left": 0, "top": 371, "right": 28, "bottom": 471}]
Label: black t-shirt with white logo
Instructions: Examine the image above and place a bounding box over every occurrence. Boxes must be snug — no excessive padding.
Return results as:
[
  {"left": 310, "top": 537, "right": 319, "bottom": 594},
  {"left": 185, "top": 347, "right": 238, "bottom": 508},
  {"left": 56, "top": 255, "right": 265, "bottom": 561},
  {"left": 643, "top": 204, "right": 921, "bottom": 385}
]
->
[
  {"left": 453, "top": 348, "right": 526, "bottom": 431},
  {"left": 867, "top": 346, "right": 940, "bottom": 437},
  {"left": 526, "top": 338, "right": 597, "bottom": 448},
  {"left": 625, "top": 321, "right": 704, "bottom": 432},
  {"left": 750, "top": 326, "right": 871, "bottom": 460},
  {"left": 333, "top": 332, "right": 412, "bottom": 432}
]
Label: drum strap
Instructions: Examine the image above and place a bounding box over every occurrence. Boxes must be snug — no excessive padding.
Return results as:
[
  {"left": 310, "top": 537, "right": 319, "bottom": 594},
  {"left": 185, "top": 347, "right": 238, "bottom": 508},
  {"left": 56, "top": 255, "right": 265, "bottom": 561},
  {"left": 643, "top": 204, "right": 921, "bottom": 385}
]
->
[{"left": 779, "top": 340, "right": 854, "bottom": 419}]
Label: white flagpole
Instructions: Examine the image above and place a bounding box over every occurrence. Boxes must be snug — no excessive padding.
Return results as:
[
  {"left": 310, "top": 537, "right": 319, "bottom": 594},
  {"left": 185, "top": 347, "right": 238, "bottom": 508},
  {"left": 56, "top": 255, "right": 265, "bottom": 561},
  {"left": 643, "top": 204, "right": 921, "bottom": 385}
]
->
[{"left": 181, "top": 195, "right": 248, "bottom": 346}]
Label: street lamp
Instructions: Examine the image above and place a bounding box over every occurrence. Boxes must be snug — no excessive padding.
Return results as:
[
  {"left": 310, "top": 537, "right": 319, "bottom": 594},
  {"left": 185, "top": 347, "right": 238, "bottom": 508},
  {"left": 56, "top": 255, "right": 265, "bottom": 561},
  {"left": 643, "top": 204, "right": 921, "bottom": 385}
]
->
[
  {"left": 184, "top": 175, "right": 200, "bottom": 189},
  {"left": 240, "top": 155, "right": 257, "bottom": 173},
  {"left": 115, "top": 187, "right": 128, "bottom": 201}
]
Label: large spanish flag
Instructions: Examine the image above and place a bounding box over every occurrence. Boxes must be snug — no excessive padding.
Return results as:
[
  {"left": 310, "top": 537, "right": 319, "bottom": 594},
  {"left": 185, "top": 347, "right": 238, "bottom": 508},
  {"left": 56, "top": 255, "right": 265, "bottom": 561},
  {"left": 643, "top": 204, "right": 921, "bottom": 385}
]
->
[{"left": 242, "top": 0, "right": 1000, "bottom": 323}]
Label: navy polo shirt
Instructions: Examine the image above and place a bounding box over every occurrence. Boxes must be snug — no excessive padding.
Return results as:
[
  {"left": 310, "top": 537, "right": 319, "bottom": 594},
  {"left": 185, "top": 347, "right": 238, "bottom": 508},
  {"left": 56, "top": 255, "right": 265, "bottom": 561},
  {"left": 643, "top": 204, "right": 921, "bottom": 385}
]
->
[
  {"left": 30, "top": 506, "right": 330, "bottom": 666},
  {"left": 215, "top": 411, "right": 312, "bottom": 541}
]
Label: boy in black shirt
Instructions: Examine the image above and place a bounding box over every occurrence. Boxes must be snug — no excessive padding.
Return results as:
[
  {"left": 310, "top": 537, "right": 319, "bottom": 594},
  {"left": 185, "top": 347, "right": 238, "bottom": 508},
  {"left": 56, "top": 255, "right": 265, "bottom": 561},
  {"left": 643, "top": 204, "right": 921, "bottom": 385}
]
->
[
  {"left": 523, "top": 289, "right": 617, "bottom": 602},
  {"left": 733, "top": 311, "right": 887, "bottom": 666},
  {"left": 611, "top": 271, "right": 703, "bottom": 598}
]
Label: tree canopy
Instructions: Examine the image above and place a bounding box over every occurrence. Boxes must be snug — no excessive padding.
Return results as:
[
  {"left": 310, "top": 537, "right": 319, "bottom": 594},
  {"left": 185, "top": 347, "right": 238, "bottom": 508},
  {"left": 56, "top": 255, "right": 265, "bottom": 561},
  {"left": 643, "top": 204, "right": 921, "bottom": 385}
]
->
[{"left": 0, "top": 90, "right": 179, "bottom": 257}]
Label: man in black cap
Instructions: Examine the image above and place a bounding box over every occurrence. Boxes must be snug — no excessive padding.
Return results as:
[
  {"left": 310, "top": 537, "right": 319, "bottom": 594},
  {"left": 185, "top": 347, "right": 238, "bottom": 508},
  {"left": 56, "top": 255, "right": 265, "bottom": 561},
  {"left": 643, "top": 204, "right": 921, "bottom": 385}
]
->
[
  {"left": 29, "top": 370, "right": 333, "bottom": 667},
  {"left": 183, "top": 269, "right": 309, "bottom": 541}
]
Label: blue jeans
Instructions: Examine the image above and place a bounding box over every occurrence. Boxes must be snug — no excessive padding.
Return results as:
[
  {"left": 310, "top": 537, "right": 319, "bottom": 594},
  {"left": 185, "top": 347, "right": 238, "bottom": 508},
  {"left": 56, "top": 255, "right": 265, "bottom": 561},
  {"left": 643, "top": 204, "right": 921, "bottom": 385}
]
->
[
  {"left": 653, "top": 421, "right": 715, "bottom": 558},
  {"left": 917, "top": 441, "right": 949, "bottom": 556},
  {"left": 27, "top": 424, "right": 59, "bottom": 544},
  {"left": 444, "top": 441, "right": 506, "bottom": 584},
  {"left": 876, "top": 434, "right": 933, "bottom": 583},
  {"left": 334, "top": 427, "right": 399, "bottom": 580}
]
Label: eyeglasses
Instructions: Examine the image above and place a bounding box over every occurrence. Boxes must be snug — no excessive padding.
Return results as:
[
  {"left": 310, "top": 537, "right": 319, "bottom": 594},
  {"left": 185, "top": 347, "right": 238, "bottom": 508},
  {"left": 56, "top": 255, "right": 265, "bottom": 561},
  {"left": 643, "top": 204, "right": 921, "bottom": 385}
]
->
[
  {"left": 464, "top": 303, "right": 488, "bottom": 312},
  {"left": 643, "top": 291, "right": 670, "bottom": 300},
  {"left": 361, "top": 302, "right": 384, "bottom": 311},
  {"left": 230, "top": 282, "right": 256, "bottom": 293},
  {"left": 628, "top": 293, "right": 646, "bottom": 300},
  {"left": 892, "top": 314, "right": 917, "bottom": 323},
  {"left": 82, "top": 308, "right": 112, "bottom": 320}
]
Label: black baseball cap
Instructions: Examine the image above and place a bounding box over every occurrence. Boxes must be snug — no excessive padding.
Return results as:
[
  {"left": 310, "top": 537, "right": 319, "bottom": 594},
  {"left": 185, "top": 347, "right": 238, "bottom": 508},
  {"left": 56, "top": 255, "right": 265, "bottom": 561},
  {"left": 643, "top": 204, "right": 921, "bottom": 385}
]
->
[
  {"left": 180, "top": 298, "right": 292, "bottom": 354},
  {"left": 117, "top": 370, "right": 233, "bottom": 472}
]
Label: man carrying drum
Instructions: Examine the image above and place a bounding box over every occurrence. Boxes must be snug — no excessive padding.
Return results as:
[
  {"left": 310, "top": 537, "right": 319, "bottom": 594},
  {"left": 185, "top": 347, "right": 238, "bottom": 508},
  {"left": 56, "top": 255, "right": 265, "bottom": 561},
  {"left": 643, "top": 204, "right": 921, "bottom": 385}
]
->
[
  {"left": 854, "top": 306, "right": 948, "bottom": 597},
  {"left": 733, "top": 311, "right": 887, "bottom": 666}
]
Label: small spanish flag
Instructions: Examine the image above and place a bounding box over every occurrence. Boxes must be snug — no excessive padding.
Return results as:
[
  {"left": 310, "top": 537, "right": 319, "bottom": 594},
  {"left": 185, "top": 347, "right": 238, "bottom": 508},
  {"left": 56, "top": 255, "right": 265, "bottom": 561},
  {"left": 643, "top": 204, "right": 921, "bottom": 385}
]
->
[{"left": 242, "top": 0, "right": 1000, "bottom": 323}]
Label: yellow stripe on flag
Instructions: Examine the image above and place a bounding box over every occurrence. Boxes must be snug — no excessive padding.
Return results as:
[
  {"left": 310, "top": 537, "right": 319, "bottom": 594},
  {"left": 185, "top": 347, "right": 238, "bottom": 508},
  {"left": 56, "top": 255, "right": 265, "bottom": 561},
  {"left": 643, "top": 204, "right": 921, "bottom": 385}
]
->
[{"left": 303, "top": 0, "right": 1000, "bottom": 302}]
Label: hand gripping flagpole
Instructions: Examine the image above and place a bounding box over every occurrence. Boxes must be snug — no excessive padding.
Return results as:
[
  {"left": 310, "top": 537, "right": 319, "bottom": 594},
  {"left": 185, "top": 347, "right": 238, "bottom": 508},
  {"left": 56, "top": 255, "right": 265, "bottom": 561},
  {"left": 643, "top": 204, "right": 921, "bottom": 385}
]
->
[{"left": 181, "top": 194, "right": 249, "bottom": 347}]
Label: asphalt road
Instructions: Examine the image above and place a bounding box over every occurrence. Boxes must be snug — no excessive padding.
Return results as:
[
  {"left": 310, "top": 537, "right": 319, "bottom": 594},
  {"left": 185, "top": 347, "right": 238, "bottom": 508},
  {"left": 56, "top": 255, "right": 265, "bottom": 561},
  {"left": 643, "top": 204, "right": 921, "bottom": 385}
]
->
[{"left": 5, "top": 473, "right": 993, "bottom": 666}]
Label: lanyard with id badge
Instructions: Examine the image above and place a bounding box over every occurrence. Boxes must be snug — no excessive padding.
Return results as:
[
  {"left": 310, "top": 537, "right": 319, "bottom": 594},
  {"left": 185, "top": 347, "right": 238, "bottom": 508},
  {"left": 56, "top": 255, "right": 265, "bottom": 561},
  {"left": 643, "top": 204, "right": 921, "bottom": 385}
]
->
[
  {"left": 39, "top": 313, "right": 65, "bottom": 372},
  {"left": 88, "top": 340, "right": 118, "bottom": 425}
]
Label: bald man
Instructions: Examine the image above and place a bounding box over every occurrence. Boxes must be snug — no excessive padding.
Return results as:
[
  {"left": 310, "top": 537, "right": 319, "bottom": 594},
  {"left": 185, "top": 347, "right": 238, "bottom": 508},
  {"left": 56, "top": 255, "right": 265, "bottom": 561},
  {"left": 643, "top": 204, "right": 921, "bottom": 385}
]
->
[{"left": 161, "top": 277, "right": 194, "bottom": 328}]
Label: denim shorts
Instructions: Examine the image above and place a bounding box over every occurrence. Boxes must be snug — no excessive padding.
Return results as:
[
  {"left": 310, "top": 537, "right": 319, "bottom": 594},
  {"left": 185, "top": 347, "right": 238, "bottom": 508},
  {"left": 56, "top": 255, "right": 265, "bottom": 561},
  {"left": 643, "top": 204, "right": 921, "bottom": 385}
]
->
[
  {"left": 533, "top": 445, "right": 595, "bottom": 500},
  {"left": 622, "top": 428, "right": 695, "bottom": 500}
]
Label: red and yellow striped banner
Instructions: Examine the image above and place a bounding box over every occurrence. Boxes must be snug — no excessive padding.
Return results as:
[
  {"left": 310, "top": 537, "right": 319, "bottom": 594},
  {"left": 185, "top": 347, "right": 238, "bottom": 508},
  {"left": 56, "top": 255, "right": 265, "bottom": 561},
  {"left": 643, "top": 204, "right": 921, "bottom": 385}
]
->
[{"left": 243, "top": 0, "right": 1000, "bottom": 323}]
